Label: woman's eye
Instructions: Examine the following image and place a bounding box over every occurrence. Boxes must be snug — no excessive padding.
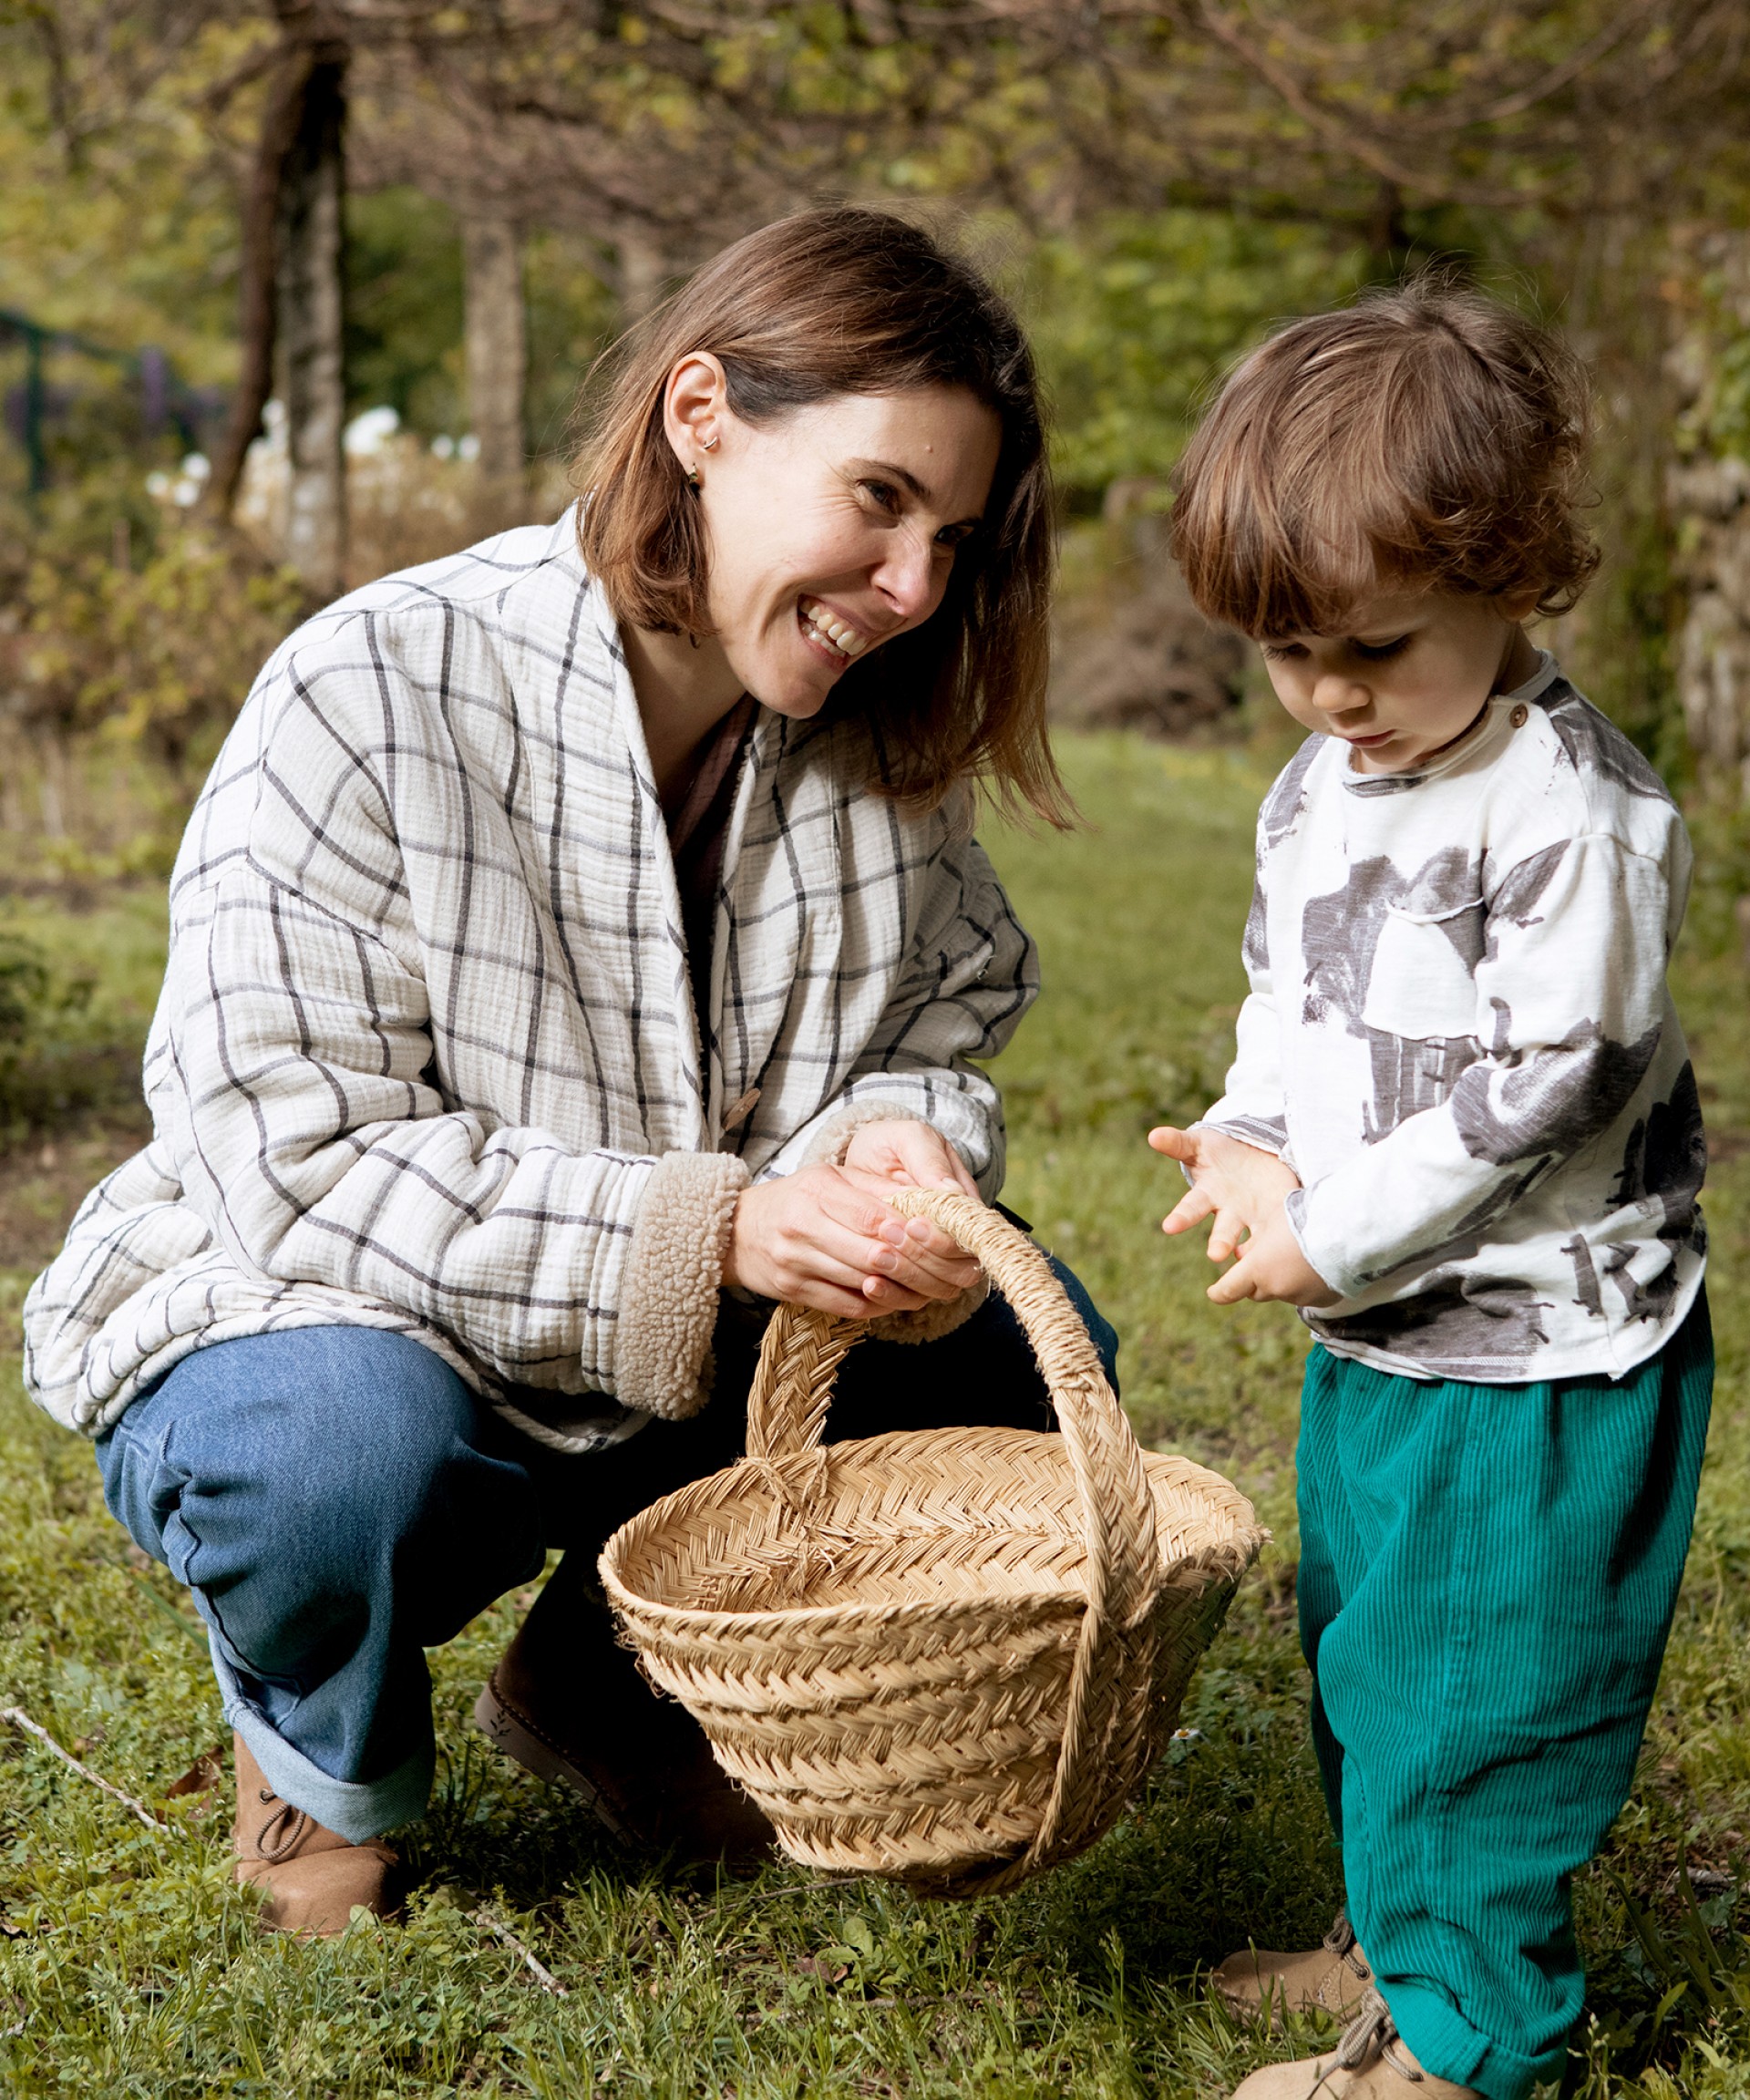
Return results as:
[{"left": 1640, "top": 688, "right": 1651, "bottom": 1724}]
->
[
  {"left": 1353, "top": 635, "right": 1410, "bottom": 661},
  {"left": 860, "top": 479, "right": 901, "bottom": 514},
  {"left": 934, "top": 523, "right": 977, "bottom": 551}
]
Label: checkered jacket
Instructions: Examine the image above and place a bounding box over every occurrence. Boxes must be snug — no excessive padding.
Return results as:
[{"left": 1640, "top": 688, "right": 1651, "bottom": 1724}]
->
[{"left": 22, "top": 512, "right": 1036, "bottom": 1446}]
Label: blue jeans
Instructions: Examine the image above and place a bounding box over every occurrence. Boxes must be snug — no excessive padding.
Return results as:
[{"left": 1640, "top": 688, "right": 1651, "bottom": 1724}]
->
[{"left": 96, "top": 1264, "right": 1118, "bottom": 1842}]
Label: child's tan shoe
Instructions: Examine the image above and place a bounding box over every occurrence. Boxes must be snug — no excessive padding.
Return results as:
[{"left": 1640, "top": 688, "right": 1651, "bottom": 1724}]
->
[
  {"left": 232, "top": 1734, "right": 399, "bottom": 1937},
  {"left": 1212, "top": 1909, "right": 1374, "bottom": 2028},
  {"left": 1230, "top": 1991, "right": 1479, "bottom": 2099}
]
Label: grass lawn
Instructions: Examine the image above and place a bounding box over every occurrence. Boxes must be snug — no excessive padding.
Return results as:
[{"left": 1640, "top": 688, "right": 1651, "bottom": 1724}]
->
[{"left": 5, "top": 729, "right": 1750, "bottom": 2095}]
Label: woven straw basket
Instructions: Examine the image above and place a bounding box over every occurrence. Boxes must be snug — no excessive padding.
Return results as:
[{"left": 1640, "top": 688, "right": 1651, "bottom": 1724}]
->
[{"left": 600, "top": 1189, "right": 1265, "bottom": 1898}]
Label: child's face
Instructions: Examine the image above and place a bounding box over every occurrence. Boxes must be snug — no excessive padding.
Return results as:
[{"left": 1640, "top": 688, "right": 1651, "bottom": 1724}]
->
[{"left": 1259, "top": 589, "right": 1537, "bottom": 774}]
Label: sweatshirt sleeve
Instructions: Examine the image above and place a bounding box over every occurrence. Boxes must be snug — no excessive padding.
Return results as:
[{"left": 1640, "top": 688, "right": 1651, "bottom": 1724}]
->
[{"left": 1287, "top": 830, "right": 1680, "bottom": 1301}]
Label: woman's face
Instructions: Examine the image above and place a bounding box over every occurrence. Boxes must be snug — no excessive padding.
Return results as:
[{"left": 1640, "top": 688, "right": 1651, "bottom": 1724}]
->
[{"left": 664, "top": 363, "right": 1004, "bottom": 716}]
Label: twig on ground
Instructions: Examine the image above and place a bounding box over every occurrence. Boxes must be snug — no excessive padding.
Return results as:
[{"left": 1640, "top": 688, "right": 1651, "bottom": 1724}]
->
[
  {"left": 0, "top": 1707, "right": 163, "bottom": 1834},
  {"left": 470, "top": 1909, "right": 569, "bottom": 1996}
]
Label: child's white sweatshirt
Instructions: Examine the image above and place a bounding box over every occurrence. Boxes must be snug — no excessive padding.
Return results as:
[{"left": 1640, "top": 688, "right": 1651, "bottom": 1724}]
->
[{"left": 1200, "top": 654, "right": 1706, "bottom": 1384}]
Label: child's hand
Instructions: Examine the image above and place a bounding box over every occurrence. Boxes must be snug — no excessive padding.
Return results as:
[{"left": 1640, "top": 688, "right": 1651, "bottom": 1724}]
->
[
  {"left": 1148, "top": 1124, "right": 1338, "bottom": 1308},
  {"left": 1149, "top": 1125, "right": 1301, "bottom": 1259},
  {"left": 1204, "top": 1207, "right": 1338, "bottom": 1308}
]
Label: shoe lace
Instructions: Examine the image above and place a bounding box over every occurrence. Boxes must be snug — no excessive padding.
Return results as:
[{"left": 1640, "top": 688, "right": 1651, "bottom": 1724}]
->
[
  {"left": 1323, "top": 1907, "right": 1373, "bottom": 1982},
  {"left": 252, "top": 1787, "right": 311, "bottom": 1863},
  {"left": 1309, "top": 1990, "right": 1424, "bottom": 2095}
]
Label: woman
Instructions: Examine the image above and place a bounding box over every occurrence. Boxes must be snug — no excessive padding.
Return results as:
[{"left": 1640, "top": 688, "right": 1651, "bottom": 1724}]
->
[{"left": 23, "top": 208, "right": 1117, "bottom": 1935}]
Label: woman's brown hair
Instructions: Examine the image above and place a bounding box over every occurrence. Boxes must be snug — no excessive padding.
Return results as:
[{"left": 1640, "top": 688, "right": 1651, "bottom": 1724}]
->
[
  {"left": 1170, "top": 275, "right": 1599, "bottom": 639},
  {"left": 572, "top": 207, "right": 1066, "bottom": 823}
]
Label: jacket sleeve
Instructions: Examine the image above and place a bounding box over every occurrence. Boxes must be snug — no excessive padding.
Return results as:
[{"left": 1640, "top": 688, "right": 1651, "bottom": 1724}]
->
[
  {"left": 1287, "top": 830, "right": 1683, "bottom": 1301},
  {"left": 151, "top": 637, "right": 740, "bottom": 1421},
  {"left": 765, "top": 831, "right": 1037, "bottom": 1200},
  {"left": 1195, "top": 856, "right": 1292, "bottom": 1162}
]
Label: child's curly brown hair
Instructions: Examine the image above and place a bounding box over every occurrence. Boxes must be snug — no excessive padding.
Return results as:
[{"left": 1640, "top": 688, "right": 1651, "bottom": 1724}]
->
[{"left": 1170, "top": 275, "right": 1599, "bottom": 639}]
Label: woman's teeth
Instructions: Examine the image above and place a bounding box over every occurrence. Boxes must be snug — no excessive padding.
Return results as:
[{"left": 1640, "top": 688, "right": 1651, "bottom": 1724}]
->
[{"left": 799, "top": 598, "right": 867, "bottom": 659}]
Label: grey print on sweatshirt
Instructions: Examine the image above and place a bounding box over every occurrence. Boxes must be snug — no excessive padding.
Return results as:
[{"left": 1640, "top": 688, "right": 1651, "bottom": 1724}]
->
[{"left": 1198, "top": 654, "right": 1705, "bottom": 1383}]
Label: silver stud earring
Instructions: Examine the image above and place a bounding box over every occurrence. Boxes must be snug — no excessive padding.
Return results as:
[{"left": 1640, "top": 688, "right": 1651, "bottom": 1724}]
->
[{"left": 701, "top": 432, "right": 720, "bottom": 452}]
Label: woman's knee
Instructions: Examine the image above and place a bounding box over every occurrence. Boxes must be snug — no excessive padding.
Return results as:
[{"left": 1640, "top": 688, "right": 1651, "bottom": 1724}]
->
[{"left": 120, "top": 1326, "right": 501, "bottom": 1570}]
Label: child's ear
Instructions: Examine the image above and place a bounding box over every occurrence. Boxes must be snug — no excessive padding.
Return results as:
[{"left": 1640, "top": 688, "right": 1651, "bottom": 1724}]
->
[{"left": 1496, "top": 585, "right": 1542, "bottom": 624}]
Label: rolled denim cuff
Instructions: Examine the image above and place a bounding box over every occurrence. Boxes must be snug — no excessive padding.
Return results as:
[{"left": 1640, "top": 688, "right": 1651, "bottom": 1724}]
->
[{"left": 211, "top": 1631, "right": 431, "bottom": 1844}]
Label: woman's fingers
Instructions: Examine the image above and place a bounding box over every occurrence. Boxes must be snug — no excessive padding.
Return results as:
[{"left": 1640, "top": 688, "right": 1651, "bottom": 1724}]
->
[
  {"left": 1206, "top": 1205, "right": 1246, "bottom": 1263},
  {"left": 840, "top": 1117, "right": 977, "bottom": 1198},
  {"left": 726, "top": 1163, "right": 983, "bottom": 1313},
  {"left": 880, "top": 1119, "right": 977, "bottom": 1195}
]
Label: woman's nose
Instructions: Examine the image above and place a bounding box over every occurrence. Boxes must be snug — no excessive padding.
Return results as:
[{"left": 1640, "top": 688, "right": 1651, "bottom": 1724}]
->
[
  {"left": 1311, "top": 671, "right": 1371, "bottom": 715},
  {"left": 871, "top": 533, "right": 942, "bottom": 624}
]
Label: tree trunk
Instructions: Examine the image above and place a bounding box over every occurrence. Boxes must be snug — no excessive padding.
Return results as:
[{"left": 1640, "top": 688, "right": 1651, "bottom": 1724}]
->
[
  {"left": 1667, "top": 230, "right": 1750, "bottom": 798},
  {"left": 461, "top": 213, "right": 527, "bottom": 497},
  {"left": 207, "top": 46, "right": 315, "bottom": 520},
  {"left": 615, "top": 226, "right": 669, "bottom": 325},
  {"left": 277, "top": 51, "right": 348, "bottom": 596}
]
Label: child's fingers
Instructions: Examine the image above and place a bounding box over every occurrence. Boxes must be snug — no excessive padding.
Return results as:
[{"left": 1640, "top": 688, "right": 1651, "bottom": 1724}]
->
[
  {"left": 1148, "top": 1126, "right": 1195, "bottom": 1161},
  {"left": 1206, "top": 1256, "right": 1259, "bottom": 1305},
  {"left": 1206, "top": 1207, "right": 1245, "bottom": 1263},
  {"left": 1161, "top": 1186, "right": 1213, "bottom": 1235}
]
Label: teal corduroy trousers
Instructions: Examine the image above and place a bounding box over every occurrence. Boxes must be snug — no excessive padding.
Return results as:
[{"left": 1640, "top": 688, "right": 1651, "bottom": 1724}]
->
[{"left": 1296, "top": 1293, "right": 1714, "bottom": 2100}]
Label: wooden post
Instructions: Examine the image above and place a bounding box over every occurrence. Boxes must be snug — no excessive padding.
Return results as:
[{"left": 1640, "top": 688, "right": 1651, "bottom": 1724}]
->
[
  {"left": 461, "top": 213, "right": 528, "bottom": 501},
  {"left": 277, "top": 49, "right": 348, "bottom": 596}
]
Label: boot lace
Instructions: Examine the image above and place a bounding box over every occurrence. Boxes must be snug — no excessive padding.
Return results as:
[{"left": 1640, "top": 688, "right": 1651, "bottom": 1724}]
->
[
  {"left": 1323, "top": 1907, "right": 1374, "bottom": 1983},
  {"left": 251, "top": 1787, "right": 311, "bottom": 1863},
  {"left": 1309, "top": 1990, "right": 1424, "bottom": 2095}
]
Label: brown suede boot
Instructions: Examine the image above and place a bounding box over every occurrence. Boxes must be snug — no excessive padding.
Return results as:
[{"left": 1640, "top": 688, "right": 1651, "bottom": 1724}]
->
[
  {"left": 474, "top": 1550, "right": 775, "bottom": 1868},
  {"left": 232, "top": 1734, "right": 399, "bottom": 1937},
  {"left": 1230, "top": 1990, "right": 1479, "bottom": 2098},
  {"left": 1213, "top": 1909, "right": 1374, "bottom": 2029}
]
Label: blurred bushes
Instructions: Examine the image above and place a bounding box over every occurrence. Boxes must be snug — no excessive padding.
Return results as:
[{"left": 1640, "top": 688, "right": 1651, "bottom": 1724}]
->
[
  {"left": 0, "top": 482, "right": 309, "bottom": 879},
  {"left": 4, "top": 512, "right": 307, "bottom": 778},
  {"left": 0, "top": 927, "right": 138, "bottom": 1135}
]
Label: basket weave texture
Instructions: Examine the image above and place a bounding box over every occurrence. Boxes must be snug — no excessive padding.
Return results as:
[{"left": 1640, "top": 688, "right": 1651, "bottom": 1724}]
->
[{"left": 600, "top": 1189, "right": 1265, "bottom": 1897}]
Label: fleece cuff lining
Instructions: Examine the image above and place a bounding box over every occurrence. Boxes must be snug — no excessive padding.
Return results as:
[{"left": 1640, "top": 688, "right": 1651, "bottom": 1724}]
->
[{"left": 615, "top": 1150, "right": 750, "bottom": 1420}]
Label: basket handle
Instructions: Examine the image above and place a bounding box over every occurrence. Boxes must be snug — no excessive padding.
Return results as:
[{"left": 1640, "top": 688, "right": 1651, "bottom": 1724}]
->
[{"left": 742, "top": 1189, "right": 1165, "bottom": 1875}]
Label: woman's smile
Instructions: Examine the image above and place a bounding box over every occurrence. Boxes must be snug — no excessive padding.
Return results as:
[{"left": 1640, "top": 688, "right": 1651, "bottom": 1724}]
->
[{"left": 797, "top": 592, "right": 873, "bottom": 665}]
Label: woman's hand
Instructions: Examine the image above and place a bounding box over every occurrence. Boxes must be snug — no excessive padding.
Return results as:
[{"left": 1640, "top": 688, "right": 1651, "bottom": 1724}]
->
[
  {"left": 840, "top": 1117, "right": 980, "bottom": 1199},
  {"left": 722, "top": 1138, "right": 982, "bottom": 1319},
  {"left": 1148, "top": 1123, "right": 1337, "bottom": 1309}
]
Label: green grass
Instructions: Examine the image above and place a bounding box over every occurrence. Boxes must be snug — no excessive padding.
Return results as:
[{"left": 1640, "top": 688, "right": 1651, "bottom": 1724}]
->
[{"left": 5, "top": 731, "right": 1750, "bottom": 2095}]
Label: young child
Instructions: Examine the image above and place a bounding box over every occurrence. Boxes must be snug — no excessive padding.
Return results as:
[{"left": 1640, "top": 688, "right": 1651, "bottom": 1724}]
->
[{"left": 1150, "top": 282, "right": 1712, "bottom": 2100}]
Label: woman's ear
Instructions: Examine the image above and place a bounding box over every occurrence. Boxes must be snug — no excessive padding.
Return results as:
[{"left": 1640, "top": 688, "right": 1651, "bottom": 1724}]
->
[{"left": 662, "top": 353, "right": 729, "bottom": 472}]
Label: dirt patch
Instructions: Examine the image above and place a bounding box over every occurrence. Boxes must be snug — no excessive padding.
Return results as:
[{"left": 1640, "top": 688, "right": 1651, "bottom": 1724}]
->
[
  {"left": 1051, "top": 500, "right": 1249, "bottom": 738},
  {"left": 0, "top": 1106, "right": 152, "bottom": 1271}
]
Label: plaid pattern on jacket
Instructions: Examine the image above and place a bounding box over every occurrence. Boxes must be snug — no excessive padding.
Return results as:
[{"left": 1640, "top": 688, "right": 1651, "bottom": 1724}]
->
[{"left": 22, "top": 511, "right": 1036, "bottom": 1446}]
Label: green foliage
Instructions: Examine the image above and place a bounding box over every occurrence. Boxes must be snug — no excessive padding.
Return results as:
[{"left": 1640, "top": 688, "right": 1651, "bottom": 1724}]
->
[
  {"left": 345, "top": 188, "right": 468, "bottom": 438},
  {"left": 5, "top": 735, "right": 1750, "bottom": 2093},
  {"left": 0, "top": 927, "right": 129, "bottom": 1136},
  {"left": 1014, "top": 213, "right": 1369, "bottom": 499},
  {"left": 0, "top": 13, "right": 262, "bottom": 385},
  {"left": 7, "top": 520, "right": 307, "bottom": 782}
]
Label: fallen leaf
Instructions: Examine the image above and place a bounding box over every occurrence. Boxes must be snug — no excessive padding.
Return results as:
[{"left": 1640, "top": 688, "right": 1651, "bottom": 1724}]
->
[{"left": 165, "top": 1746, "right": 227, "bottom": 1799}]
